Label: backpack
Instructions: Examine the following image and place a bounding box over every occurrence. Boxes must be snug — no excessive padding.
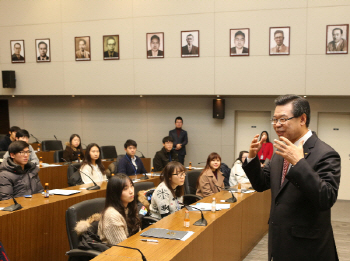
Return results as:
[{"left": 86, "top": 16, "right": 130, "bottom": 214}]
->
[{"left": 220, "top": 163, "right": 231, "bottom": 187}]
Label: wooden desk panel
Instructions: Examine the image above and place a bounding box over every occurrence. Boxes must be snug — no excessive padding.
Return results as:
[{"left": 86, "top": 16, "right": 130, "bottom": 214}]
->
[
  {"left": 0, "top": 175, "right": 161, "bottom": 261},
  {"left": 92, "top": 190, "right": 271, "bottom": 261}
]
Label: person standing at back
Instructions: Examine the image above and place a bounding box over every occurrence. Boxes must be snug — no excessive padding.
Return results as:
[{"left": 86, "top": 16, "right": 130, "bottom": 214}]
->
[{"left": 169, "top": 117, "right": 188, "bottom": 165}]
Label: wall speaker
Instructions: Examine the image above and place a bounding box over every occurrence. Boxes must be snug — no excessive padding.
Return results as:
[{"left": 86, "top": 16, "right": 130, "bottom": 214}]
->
[
  {"left": 2, "top": 71, "right": 16, "bottom": 88},
  {"left": 213, "top": 99, "right": 225, "bottom": 119}
]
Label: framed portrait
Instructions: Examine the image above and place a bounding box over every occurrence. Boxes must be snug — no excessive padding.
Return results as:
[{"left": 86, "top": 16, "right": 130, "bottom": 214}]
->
[
  {"left": 146, "top": 32, "right": 164, "bottom": 59},
  {"left": 10, "top": 40, "right": 25, "bottom": 63},
  {"left": 269, "top": 27, "right": 290, "bottom": 55},
  {"left": 75, "top": 36, "right": 91, "bottom": 61},
  {"left": 103, "top": 35, "right": 119, "bottom": 60},
  {"left": 36, "top": 39, "right": 51, "bottom": 62},
  {"left": 230, "top": 28, "right": 250, "bottom": 56},
  {"left": 326, "top": 24, "right": 349, "bottom": 55},
  {"left": 181, "top": 30, "right": 200, "bottom": 58}
]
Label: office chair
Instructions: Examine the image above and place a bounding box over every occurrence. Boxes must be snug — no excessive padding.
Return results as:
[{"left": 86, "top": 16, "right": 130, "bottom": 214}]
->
[
  {"left": 0, "top": 134, "right": 6, "bottom": 142},
  {"left": 100, "top": 146, "right": 117, "bottom": 160},
  {"left": 66, "top": 198, "right": 106, "bottom": 261},
  {"left": 53, "top": 150, "right": 65, "bottom": 163},
  {"left": 0, "top": 151, "right": 6, "bottom": 159},
  {"left": 183, "top": 170, "right": 203, "bottom": 205},
  {"left": 41, "top": 140, "right": 63, "bottom": 151},
  {"left": 67, "top": 163, "right": 83, "bottom": 186}
]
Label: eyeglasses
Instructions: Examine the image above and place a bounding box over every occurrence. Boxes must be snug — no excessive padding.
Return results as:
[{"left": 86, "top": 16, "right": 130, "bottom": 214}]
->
[
  {"left": 172, "top": 172, "right": 186, "bottom": 178},
  {"left": 18, "top": 151, "right": 31, "bottom": 156},
  {"left": 270, "top": 116, "right": 295, "bottom": 125}
]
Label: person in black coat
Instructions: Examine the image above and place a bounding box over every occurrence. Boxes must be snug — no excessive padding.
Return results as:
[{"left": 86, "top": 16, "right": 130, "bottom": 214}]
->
[
  {"left": 169, "top": 117, "right": 188, "bottom": 165},
  {"left": 153, "top": 136, "right": 179, "bottom": 172},
  {"left": 243, "top": 95, "right": 340, "bottom": 261},
  {"left": 0, "top": 126, "right": 21, "bottom": 151},
  {"left": 0, "top": 141, "right": 43, "bottom": 200},
  {"left": 118, "top": 139, "right": 146, "bottom": 176}
]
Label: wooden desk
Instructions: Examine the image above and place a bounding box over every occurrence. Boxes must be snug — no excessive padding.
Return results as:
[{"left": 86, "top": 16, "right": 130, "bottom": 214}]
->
[
  {"left": 92, "top": 190, "right": 271, "bottom": 261},
  {"left": 0, "top": 175, "right": 161, "bottom": 261}
]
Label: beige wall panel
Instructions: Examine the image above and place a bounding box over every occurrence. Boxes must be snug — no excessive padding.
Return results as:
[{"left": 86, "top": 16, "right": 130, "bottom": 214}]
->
[
  {"left": 306, "top": 55, "right": 350, "bottom": 95},
  {"left": 215, "top": 0, "right": 307, "bottom": 12},
  {"left": 133, "top": 13, "right": 214, "bottom": 59},
  {"left": 220, "top": 98, "right": 235, "bottom": 146},
  {"left": 63, "top": 60, "right": 134, "bottom": 95},
  {"left": 186, "top": 144, "right": 223, "bottom": 167},
  {"left": 221, "top": 145, "right": 235, "bottom": 167},
  {"left": 215, "top": 8, "right": 307, "bottom": 57},
  {"left": 134, "top": 58, "right": 215, "bottom": 94},
  {"left": 133, "top": 0, "right": 214, "bottom": 17},
  {"left": 215, "top": 56, "right": 306, "bottom": 95},
  {"left": 7, "top": 98, "right": 25, "bottom": 129},
  {"left": 1, "top": 62, "right": 65, "bottom": 96},
  {"left": 308, "top": 0, "right": 350, "bottom": 7},
  {"left": 0, "top": 0, "right": 61, "bottom": 26},
  {"left": 307, "top": 6, "right": 350, "bottom": 54},
  {"left": 61, "top": 0, "right": 133, "bottom": 22}
]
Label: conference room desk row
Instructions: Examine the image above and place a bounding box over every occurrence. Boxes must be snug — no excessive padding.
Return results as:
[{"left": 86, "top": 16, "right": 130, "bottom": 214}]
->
[
  {"left": 92, "top": 189, "right": 271, "bottom": 261},
  {"left": 0, "top": 175, "right": 161, "bottom": 261}
]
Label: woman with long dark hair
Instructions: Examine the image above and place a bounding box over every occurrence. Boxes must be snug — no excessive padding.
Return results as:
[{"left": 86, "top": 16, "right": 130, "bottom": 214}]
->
[
  {"left": 98, "top": 174, "right": 140, "bottom": 245},
  {"left": 229, "top": 150, "right": 250, "bottom": 186},
  {"left": 80, "top": 143, "right": 106, "bottom": 184},
  {"left": 196, "top": 152, "right": 225, "bottom": 198},
  {"left": 257, "top": 131, "right": 273, "bottom": 166},
  {"left": 63, "top": 134, "right": 85, "bottom": 162},
  {"left": 150, "top": 161, "right": 185, "bottom": 219}
]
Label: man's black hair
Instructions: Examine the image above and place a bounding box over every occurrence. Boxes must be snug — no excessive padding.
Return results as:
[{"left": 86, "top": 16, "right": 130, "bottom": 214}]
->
[
  {"left": 124, "top": 139, "right": 137, "bottom": 149},
  {"left": 274, "top": 94, "right": 310, "bottom": 127},
  {"left": 175, "top": 116, "right": 183, "bottom": 123},
  {"left": 10, "top": 126, "right": 21, "bottom": 133},
  {"left": 162, "top": 136, "right": 174, "bottom": 144},
  {"left": 16, "top": 129, "right": 30, "bottom": 138},
  {"left": 9, "top": 140, "right": 29, "bottom": 155}
]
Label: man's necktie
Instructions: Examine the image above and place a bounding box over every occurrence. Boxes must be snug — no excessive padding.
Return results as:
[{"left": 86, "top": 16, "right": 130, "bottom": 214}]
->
[{"left": 281, "top": 159, "right": 289, "bottom": 186}]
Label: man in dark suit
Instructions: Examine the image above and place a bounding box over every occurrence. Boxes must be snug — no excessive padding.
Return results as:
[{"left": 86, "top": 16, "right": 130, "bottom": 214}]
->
[
  {"left": 230, "top": 30, "right": 249, "bottom": 55},
  {"left": 12, "top": 43, "right": 24, "bottom": 61},
  {"left": 104, "top": 36, "right": 119, "bottom": 58},
  {"left": 117, "top": 139, "right": 146, "bottom": 176},
  {"left": 243, "top": 95, "right": 340, "bottom": 261},
  {"left": 37, "top": 41, "right": 50, "bottom": 61},
  {"left": 182, "top": 34, "right": 198, "bottom": 55},
  {"left": 147, "top": 35, "right": 163, "bottom": 57},
  {"left": 169, "top": 117, "right": 188, "bottom": 165}
]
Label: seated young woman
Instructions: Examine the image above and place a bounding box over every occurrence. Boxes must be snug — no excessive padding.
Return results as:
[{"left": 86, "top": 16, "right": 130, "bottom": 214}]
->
[
  {"left": 229, "top": 150, "right": 250, "bottom": 186},
  {"left": 80, "top": 143, "right": 107, "bottom": 184},
  {"left": 63, "top": 134, "right": 85, "bottom": 162},
  {"left": 196, "top": 152, "right": 225, "bottom": 198},
  {"left": 98, "top": 173, "right": 141, "bottom": 245},
  {"left": 150, "top": 161, "right": 185, "bottom": 219}
]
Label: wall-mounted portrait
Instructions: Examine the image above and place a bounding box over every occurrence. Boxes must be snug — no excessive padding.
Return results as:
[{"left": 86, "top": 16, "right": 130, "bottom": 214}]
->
[
  {"left": 10, "top": 40, "right": 25, "bottom": 63},
  {"left": 103, "top": 35, "right": 119, "bottom": 60},
  {"left": 75, "top": 36, "right": 91, "bottom": 61},
  {"left": 36, "top": 39, "right": 51, "bottom": 62},
  {"left": 181, "top": 30, "right": 199, "bottom": 58},
  {"left": 230, "top": 28, "right": 249, "bottom": 56},
  {"left": 269, "top": 27, "right": 290, "bottom": 55},
  {"left": 146, "top": 32, "right": 164, "bottom": 59},
  {"left": 326, "top": 24, "right": 348, "bottom": 54}
]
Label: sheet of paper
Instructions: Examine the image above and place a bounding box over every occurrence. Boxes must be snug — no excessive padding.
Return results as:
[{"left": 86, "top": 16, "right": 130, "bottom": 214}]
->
[
  {"left": 181, "top": 231, "right": 194, "bottom": 241},
  {"left": 194, "top": 203, "right": 230, "bottom": 211}
]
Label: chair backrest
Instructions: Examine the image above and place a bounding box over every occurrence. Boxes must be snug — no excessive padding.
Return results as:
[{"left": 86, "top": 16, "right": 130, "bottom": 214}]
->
[
  {"left": 66, "top": 198, "right": 106, "bottom": 250},
  {"left": 134, "top": 182, "right": 154, "bottom": 203},
  {"left": 0, "top": 151, "right": 6, "bottom": 159},
  {"left": 41, "top": 140, "right": 63, "bottom": 151},
  {"left": 184, "top": 170, "right": 202, "bottom": 195},
  {"left": 53, "top": 150, "right": 64, "bottom": 163},
  {"left": 0, "top": 134, "right": 6, "bottom": 142},
  {"left": 100, "top": 146, "right": 117, "bottom": 160},
  {"left": 67, "top": 163, "right": 82, "bottom": 186}
]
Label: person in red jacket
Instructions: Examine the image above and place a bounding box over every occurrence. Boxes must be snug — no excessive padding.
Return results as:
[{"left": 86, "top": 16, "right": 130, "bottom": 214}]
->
[{"left": 257, "top": 131, "right": 273, "bottom": 166}]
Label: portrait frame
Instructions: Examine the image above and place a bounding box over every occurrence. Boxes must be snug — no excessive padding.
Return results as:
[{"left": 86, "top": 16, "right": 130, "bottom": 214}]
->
[
  {"left": 75, "top": 36, "right": 91, "bottom": 61},
  {"left": 35, "top": 38, "right": 51, "bottom": 63},
  {"left": 181, "top": 30, "right": 200, "bottom": 58},
  {"left": 146, "top": 32, "right": 164, "bottom": 59},
  {"left": 10, "top": 40, "right": 25, "bottom": 63},
  {"left": 269, "top": 27, "right": 290, "bottom": 56},
  {"left": 103, "top": 35, "right": 120, "bottom": 60},
  {"left": 230, "top": 28, "right": 250, "bottom": 57},
  {"left": 326, "top": 24, "right": 349, "bottom": 55}
]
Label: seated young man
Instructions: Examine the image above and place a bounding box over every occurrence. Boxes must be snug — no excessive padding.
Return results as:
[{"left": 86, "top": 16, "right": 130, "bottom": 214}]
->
[
  {"left": 117, "top": 139, "right": 147, "bottom": 176},
  {"left": 0, "top": 141, "right": 43, "bottom": 200},
  {"left": 153, "top": 136, "right": 179, "bottom": 172},
  {"left": 3, "top": 129, "right": 39, "bottom": 165},
  {"left": 0, "top": 126, "right": 20, "bottom": 151}
]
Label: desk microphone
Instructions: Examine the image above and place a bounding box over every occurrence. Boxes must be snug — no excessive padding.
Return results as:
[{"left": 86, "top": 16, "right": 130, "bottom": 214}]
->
[
  {"left": 179, "top": 203, "right": 207, "bottom": 226},
  {"left": 1, "top": 194, "right": 23, "bottom": 212},
  {"left": 54, "top": 135, "right": 58, "bottom": 140},
  {"left": 214, "top": 184, "right": 237, "bottom": 203},
  {"left": 139, "top": 173, "right": 149, "bottom": 180},
  {"left": 30, "top": 134, "right": 41, "bottom": 143},
  {"left": 137, "top": 150, "right": 145, "bottom": 158},
  {"left": 197, "top": 162, "right": 206, "bottom": 164},
  {"left": 107, "top": 244, "right": 147, "bottom": 261},
  {"left": 62, "top": 158, "right": 100, "bottom": 190}
]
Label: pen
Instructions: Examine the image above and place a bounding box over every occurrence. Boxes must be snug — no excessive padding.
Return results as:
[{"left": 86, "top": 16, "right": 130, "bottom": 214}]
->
[{"left": 140, "top": 239, "right": 159, "bottom": 243}]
